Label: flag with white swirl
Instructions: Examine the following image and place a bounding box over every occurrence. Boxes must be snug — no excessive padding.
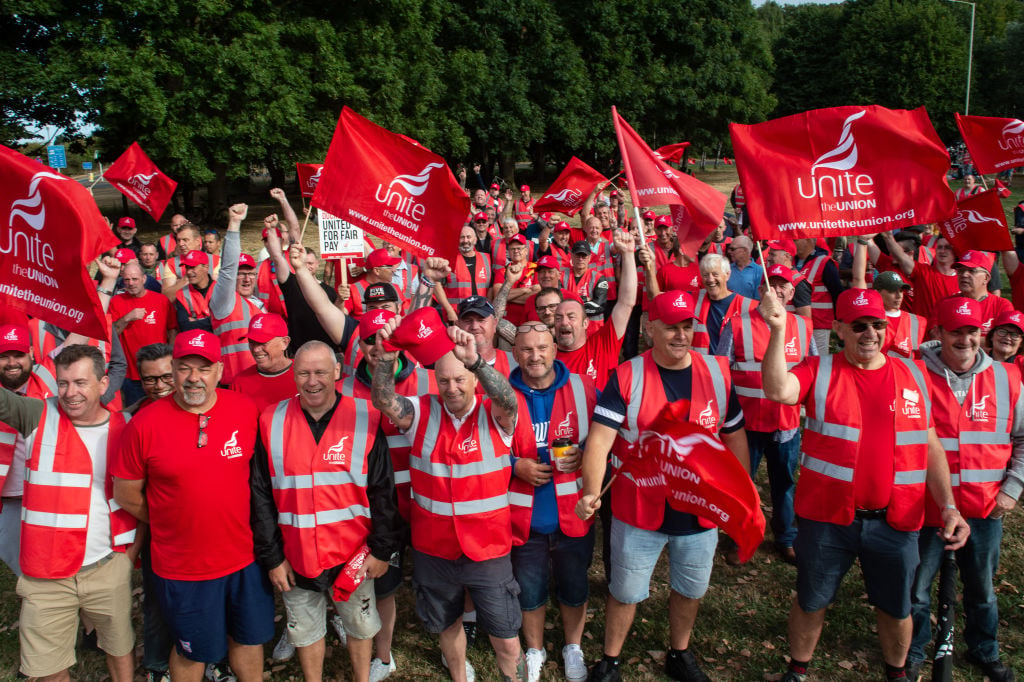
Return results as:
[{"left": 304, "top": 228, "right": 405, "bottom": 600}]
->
[{"left": 104, "top": 142, "right": 178, "bottom": 221}]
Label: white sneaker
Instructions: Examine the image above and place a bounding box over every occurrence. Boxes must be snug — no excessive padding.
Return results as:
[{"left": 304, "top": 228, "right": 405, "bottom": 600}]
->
[
  {"left": 331, "top": 613, "right": 348, "bottom": 647},
  {"left": 204, "top": 663, "right": 237, "bottom": 682},
  {"left": 271, "top": 631, "right": 295, "bottom": 661},
  {"left": 526, "top": 647, "right": 547, "bottom": 682},
  {"left": 441, "top": 651, "right": 476, "bottom": 682},
  {"left": 562, "top": 644, "right": 587, "bottom": 682},
  {"left": 369, "top": 656, "right": 397, "bottom": 682}
]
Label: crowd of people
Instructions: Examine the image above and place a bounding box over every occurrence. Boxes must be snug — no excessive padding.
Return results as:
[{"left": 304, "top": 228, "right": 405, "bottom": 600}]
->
[{"left": 0, "top": 169, "right": 1021, "bottom": 682}]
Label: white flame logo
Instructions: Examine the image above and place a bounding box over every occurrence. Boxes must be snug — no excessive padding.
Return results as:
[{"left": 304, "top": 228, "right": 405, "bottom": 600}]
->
[
  {"left": 224, "top": 430, "right": 238, "bottom": 448},
  {"left": 129, "top": 171, "right": 159, "bottom": 187},
  {"left": 253, "top": 318, "right": 263, "bottom": 328},
  {"left": 544, "top": 188, "right": 582, "bottom": 204},
  {"left": 3, "top": 329, "right": 19, "bottom": 341},
  {"left": 307, "top": 167, "right": 322, "bottom": 188},
  {"left": 144, "top": 310, "right": 156, "bottom": 324},
  {"left": 327, "top": 436, "right": 349, "bottom": 459},
  {"left": 962, "top": 209, "right": 1000, "bottom": 226},
  {"left": 639, "top": 430, "right": 726, "bottom": 461},
  {"left": 972, "top": 394, "right": 989, "bottom": 415},
  {"left": 661, "top": 168, "right": 679, "bottom": 180},
  {"left": 811, "top": 110, "right": 867, "bottom": 175},
  {"left": 417, "top": 319, "right": 432, "bottom": 339},
  {"left": 10, "top": 171, "right": 66, "bottom": 231},
  {"left": 785, "top": 337, "right": 797, "bottom": 354},
  {"left": 372, "top": 312, "right": 386, "bottom": 325},
  {"left": 698, "top": 400, "right": 714, "bottom": 421},
  {"left": 558, "top": 411, "right": 573, "bottom": 430},
  {"left": 853, "top": 290, "right": 869, "bottom": 306},
  {"left": 388, "top": 162, "right": 444, "bottom": 197},
  {"left": 188, "top": 335, "right": 206, "bottom": 347},
  {"left": 956, "top": 301, "right": 972, "bottom": 315},
  {"left": 673, "top": 293, "right": 687, "bottom": 309},
  {"left": 1002, "top": 119, "right": 1024, "bottom": 137}
]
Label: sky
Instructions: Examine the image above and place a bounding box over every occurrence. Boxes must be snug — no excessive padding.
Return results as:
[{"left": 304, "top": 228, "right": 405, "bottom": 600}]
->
[{"left": 753, "top": 0, "right": 843, "bottom": 5}]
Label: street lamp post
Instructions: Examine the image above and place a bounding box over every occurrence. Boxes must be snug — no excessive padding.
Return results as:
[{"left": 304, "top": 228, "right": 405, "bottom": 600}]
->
[{"left": 944, "top": 0, "right": 976, "bottom": 115}]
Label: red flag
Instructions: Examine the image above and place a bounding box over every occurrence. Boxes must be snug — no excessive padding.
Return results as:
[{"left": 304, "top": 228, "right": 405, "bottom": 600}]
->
[
  {"left": 955, "top": 113, "right": 1024, "bottom": 175},
  {"left": 612, "top": 107, "right": 727, "bottom": 236},
  {"left": 723, "top": 157, "right": 733, "bottom": 165},
  {"left": 295, "top": 163, "right": 324, "bottom": 198},
  {"left": 532, "top": 157, "right": 607, "bottom": 216},
  {"left": 0, "top": 145, "right": 119, "bottom": 339},
  {"left": 652, "top": 142, "right": 691, "bottom": 164},
  {"left": 669, "top": 205, "right": 707, "bottom": 261},
  {"left": 730, "top": 105, "right": 955, "bottom": 240},
  {"left": 104, "top": 142, "right": 177, "bottom": 221},
  {"left": 639, "top": 401, "right": 765, "bottom": 562},
  {"left": 312, "top": 107, "right": 468, "bottom": 264},
  {"left": 686, "top": 158, "right": 696, "bottom": 165},
  {"left": 938, "top": 189, "right": 1012, "bottom": 254},
  {"left": 995, "top": 179, "right": 1012, "bottom": 199}
]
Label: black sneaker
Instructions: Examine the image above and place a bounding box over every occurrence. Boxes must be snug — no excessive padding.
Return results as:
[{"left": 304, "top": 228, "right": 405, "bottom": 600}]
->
[
  {"left": 905, "top": 659, "right": 923, "bottom": 681},
  {"left": 589, "top": 658, "right": 622, "bottom": 682},
  {"left": 780, "top": 671, "right": 807, "bottom": 682},
  {"left": 462, "top": 620, "right": 477, "bottom": 648},
  {"left": 665, "top": 649, "right": 711, "bottom": 682},
  {"left": 965, "top": 652, "right": 1015, "bottom": 682}
]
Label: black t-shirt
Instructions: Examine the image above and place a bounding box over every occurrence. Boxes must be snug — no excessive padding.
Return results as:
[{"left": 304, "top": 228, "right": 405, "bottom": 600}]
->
[
  {"left": 792, "top": 280, "right": 812, "bottom": 309},
  {"left": 280, "top": 273, "right": 341, "bottom": 354},
  {"left": 464, "top": 255, "right": 479, "bottom": 296}
]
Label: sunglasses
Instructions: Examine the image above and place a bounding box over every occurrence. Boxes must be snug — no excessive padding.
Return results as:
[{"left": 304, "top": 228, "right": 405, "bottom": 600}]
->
[
  {"left": 849, "top": 320, "right": 888, "bottom": 333},
  {"left": 362, "top": 333, "right": 378, "bottom": 346},
  {"left": 197, "top": 414, "right": 210, "bottom": 449}
]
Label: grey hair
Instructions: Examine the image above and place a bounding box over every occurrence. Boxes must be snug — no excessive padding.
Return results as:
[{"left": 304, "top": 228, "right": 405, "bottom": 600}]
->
[{"left": 700, "top": 253, "right": 731, "bottom": 278}]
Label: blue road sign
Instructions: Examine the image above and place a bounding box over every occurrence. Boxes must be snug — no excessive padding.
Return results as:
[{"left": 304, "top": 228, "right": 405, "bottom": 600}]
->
[
  {"left": 82, "top": 161, "right": 93, "bottom": 170},
  {"left": 46, "top": 145, "right": 67, "bottom": 170}
]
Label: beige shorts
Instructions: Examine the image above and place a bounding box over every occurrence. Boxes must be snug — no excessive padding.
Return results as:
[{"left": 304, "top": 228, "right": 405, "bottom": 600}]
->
[
  {"left": 16, "top": 552, "right": 135, "bottom": 677},
  {"left": 281, "top": 577, "right": 380, "bottom": 648}
]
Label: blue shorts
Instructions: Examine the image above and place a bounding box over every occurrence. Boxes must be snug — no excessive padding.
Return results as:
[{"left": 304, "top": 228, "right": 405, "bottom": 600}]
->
[
  {"left": 511, "top": 527, "right": 595, "bottom": 611},
  {"left": 794, "top": 516, "right": 919, "bottom": 618},
  {"left": 153, "top": 562, "right": 275, "bottom": 663},
  {"left": 609, "top": 518, "right": 717, "bottom": 604}
]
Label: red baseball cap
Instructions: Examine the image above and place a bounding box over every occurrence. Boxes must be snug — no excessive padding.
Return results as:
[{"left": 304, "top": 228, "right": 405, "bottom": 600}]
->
[
  {"left": 642, "top": 210, "right": 656, "bottom": 220},
  {"left": 539, "top": 212, "right": 552, "bottom": 222},
  {"left": 489, "top": 182, "right": 500, "bottom": 190},
  {"left": 650, "top": 291, "right": 697, "bottom": 324},
  {"left": 245, "top": 313, "right": 288, "bottom": 343},
  {"left": 766, "top": 264, "right": 798, "bottom": 284},
  {"left": 261, "top": 226, "right": 283, "bottom": 241},
  {"left": 0, "top": 324, "right": 31, "bottom": 354},
  {"left": 238, "top": 253, "right": 256, "bottom": 269},
  {"left": 767, "top": 239, "right": 797, "bottom": 256},
  {"left": 365, "top": 248, "right": 402, "bottom": 268},
  {"left": 507, "top": 234, "right": 528, "bottom": 247},
  {"left": 520, "top": 185, "right": 530, "bottom": 193},
  {"left": 954, "top": 250, "right": 995, "bottom": 272},
  {"left": 182, "top": 250, "right": 209, "bottom": 267},
  {"left": 115, "top": 248, "right": 137, "bottom": 264},
  {"left": 561, "top": 289, "right": 584, "bottom": 306},
  {"left": 554, "top": 221, "right": 571, "bottom": 232},
  {"left": 173, "top": 329, "right": 221, "bottom": 363},
  {"left": 473, "top": 212, "right": 489, "bottom": 222},
  {"left": 937, "top": 296, "right": 982, "bottom": 330},
  {"left": 655, "top": 215, "right": 673, "bottom": 228},
  {"left": 117, "top": 216, "right": 136, "bottom": 228},
  {"left": 382, "top": 308, "right": 454, "bottom": 366},
  {"left": 536, "top": 255, "right": 560, "bottom": 270},
  {"left": 359, "top": 308, "right": 396, "bottom": 340},
  {"left": 836, "top": 288, "right": 885, "bottom": 323},
  {"left": 992, "top": 309, "right": 1024, "bottom": 335}
]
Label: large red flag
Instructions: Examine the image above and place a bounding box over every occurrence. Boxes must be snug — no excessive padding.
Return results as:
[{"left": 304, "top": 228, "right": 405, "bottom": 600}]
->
[
  {"left": 104, "top": 142, "right": 177, "bottom": 221},
  {"left": 637, "top": 401, "right": 765, "bottom": 562},
  {"left": 612, "top": 107, "right": 726, "bottom": 236},
  {"left": 955, "top": 113, "right": 1024, "bottom": 175},
  {"left": 669, "top": 205, "right": 707, "bottom": 261},
  {"left": 531, "top": 157, "right": 607, "bottom": 216},
  {"left": 312, "top": 107, "right": 468, "bottom": 264},
  {"left": 652, "top": 142, "right": 691, "bottom": 164},
  {"left": 938, "top": 189, "right": 1013, "bottom": 254},
  {"left": 0, "top": 145, "right": 119, "bottom": 339},
  {"left": 295, "top": 163, "right": 324, "bottom": 198},
  {"left": 730, "top": 105, "right": 955, "bottom": 240}
]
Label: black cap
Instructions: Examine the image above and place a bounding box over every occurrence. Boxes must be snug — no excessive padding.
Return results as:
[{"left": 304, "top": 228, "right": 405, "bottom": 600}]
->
[
  {"left": 571, "top": 240, "right": 591, "bottom": 256},
  {"left": 363, "top": 282, "right": 400, "bottom": 304},
  {"left": 457, "top": 296, "right": 495, "bottom": 319}
]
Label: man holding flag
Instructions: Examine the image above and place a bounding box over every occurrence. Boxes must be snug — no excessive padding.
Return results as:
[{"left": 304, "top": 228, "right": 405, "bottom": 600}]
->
[
  {"left": 576, "top": 291, "right": 749, "bottom": 682},
  {"left": 759, "top": 286, "right": 969, "bottom": 682}
]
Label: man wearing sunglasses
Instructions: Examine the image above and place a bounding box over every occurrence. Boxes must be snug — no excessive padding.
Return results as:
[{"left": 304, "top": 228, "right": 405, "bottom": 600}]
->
[
  {"left": 906, "top": 297, "right": 1024, "bottom": 682},
  {"left": 114, "top": 330, "right": 273, "bottom": 682},
  {"left": 759, "top": 287, "right": 969, "bottom": 682}
]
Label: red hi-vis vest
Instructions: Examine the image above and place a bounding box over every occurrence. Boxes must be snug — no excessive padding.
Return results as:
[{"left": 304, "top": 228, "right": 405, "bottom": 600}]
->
[
  {"left": 799, "top": 255, "right": 835, "bottom": 330},
  {"left": 692, "top": 291, "right": 758, "bottom": 354},
  {"left": 444, "top": 253, "right": 493, "bottom": 307},
  {"left": 883, "top": 311, "right": 926, "bottom": 359},
  {"left": 409, "top": 396, "right": 513, "bottom": 561},
  {"left": 341, "top": 332, "right": 362, "bottom": 378},
  {"left": 515, "top": 199, "right": 535, "bottom": 227},
  {"left": 509, "top": 373, "right": 597, "bottom": 544},
  {"left": 176, "top": 282, "right": 215, "bottom": 321},
  {"left": 158, "top": 233, "right": 176, "bottom": 259},
  {"left": 257, "top": 259, "right": 289, "bottom": 319},
  {"left": 795, "top": 355, "right": 931, "bottom": 531},
  {"left": 338, "top": 367, "right": 436, "bottom": 521},
  {"left": 0, "top": 371, "right": 55, "bottom": 491},
  {"left": 21, "top": 400, "right": 137, "bottom": 579},
  {"left": 211, "top": 293, "right": 261, "bottom": 385},
  {"left": 609, "top": 351, "right": 732, "bottom": 530},
  {"left": 926, "top": 360, "right": 1019, "bottom": 525},
  {"left": 262, "top": 397, "right": 380, "bottom": 578},
  {"left": 730, "top": 310, "right": 811, "bottom": 433}
]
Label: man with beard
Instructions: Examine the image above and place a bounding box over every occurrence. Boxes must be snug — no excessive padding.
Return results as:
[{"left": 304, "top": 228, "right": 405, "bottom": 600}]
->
[
  {"left": 438, "top": 225, "right": 494, "bottom": 324},
  {"left": 110, "top": 262, "right": 177, "bottom": 405},
  {"left": 174, "top": 251, "right": 216, "bottom": 333}
]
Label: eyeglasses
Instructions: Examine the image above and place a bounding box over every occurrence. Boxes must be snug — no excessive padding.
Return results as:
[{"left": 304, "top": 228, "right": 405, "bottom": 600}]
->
[
  {"left": 849, "top": 320, "right": 888, "bottom": 333},
  {"left": 197, "top": 414, "right": 210, "bottom": 449},
  {"left": 141, "top": 373, "right": 174, "bottom": 387},
  {"left": 517, "top": 323, "right": 553, "bottom": 334},
  {"left": 535, "top": 303, "right": 560, "bottom": 313},
  {"left": 995, "top": 328, "right": 1023, "bottom": 341}
]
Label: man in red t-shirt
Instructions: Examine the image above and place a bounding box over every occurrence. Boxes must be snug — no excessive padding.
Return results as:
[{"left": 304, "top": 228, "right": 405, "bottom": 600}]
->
[
  {"left": 110, "top": 262, "right": 177, "bottom": 406},
  {"left": 229, "top": 313, "right": 295, "bottom": 411},
  {"left": 872, "top": 232, "right": 958, "bottom": 321},
  {"left": 556, "top": 229, "right": 637, "bottom": 391},
  {"left": 759, "top": 287, "right": 969, "bottom": 682},
  {"left": 113, "top": 330, "right": 273, "bottom": 682}
]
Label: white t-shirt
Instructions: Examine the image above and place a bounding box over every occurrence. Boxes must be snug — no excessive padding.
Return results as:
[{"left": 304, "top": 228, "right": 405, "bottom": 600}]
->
[{"left": 75, "top": 424, "right": 114, "bottom": 566}]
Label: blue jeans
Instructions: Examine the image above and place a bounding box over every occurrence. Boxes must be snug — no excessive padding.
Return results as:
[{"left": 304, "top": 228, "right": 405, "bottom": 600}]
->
[
  {"left": 746, "top": 430, "right": 799, "bottom": 548},
  {"left": 511, "top": 527, "right": 595, "bottom": 610},
  {"left": 909, "top": 517, "right": 1004, "bottom": 665}
]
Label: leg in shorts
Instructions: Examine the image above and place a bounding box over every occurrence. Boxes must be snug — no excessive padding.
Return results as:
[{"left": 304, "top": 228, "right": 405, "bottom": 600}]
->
[
  {"left": 511, "top": 527, "right": 594, "bottom": 611},
  {"left": 282, "top": 578, "right": 380, "bottom": 647},
  {"left": 609, "top": 518, "right": 717, "bottom": 605}
]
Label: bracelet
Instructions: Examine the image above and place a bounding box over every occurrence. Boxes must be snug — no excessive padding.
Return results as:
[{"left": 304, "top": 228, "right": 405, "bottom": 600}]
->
[
  {"left": 943, "top": 503, "right": 958, "bottom": 512},
  {"left": 420, "top": 275, "right": 435, "bottom": 288},
  {"left": 96, "top": 287, "right": 114, "bottom": 296},
  {"left": 856, "top": 238, "right": 870, "bottom": 246},
  {"left": 464, "top": 355, "right": 484, "bottom": 372}
]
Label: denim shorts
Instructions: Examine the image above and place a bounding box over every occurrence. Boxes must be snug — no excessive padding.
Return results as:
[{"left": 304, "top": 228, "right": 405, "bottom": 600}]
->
[
  {"left": 281, "top": 577, "right": 380, "bottom": 647},
  {"left": 608, "top": 518, "right": 717, "bottom": 604},
  {"left": 794, "top": 516, "right": 919, "bottom": 618},
  {"left": 511, "top": 527, "right": 595, "bottom": 610}
]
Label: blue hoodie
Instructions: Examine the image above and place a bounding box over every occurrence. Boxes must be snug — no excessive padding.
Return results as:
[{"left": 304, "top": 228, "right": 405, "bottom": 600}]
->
[{"left": 508, "top": 359, "right": 571, "bottom": 534}]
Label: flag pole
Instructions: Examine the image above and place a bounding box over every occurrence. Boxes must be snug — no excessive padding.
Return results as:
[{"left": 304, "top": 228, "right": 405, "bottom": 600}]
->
[
  {"left": 612, "top": 106, "right": 643, "bottom": 237},
  {"left": 757, "top": 239, "right": 773, "bottom": 291},
  {"left": 87, "top": 163, "right": 105, "bottom": 193},
  {"left": 298, "top": 206, "right": 312, "bottom": 244}
]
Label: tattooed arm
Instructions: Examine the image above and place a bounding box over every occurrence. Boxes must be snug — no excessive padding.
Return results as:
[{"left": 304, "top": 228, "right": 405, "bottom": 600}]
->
[
  {"left": 407, "top": 257, "right": 451, "bottom": 313},
  {"left": 370, "top": 318, "right": 416, "bottom": 431}
]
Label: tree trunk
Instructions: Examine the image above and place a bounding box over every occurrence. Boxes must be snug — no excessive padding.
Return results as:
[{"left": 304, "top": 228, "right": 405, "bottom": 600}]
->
[
  {"left": 267, "top": 157, "right": 285, "bottom": 192},
  {"left": 531, "top": 142, "right": 546, "bottom": 184},
  {"left": 205, "top": 162, "right": 228, "bottom": 223},
  {"left": 499, "top": 151, "right": 516, "bottom": 187}
]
